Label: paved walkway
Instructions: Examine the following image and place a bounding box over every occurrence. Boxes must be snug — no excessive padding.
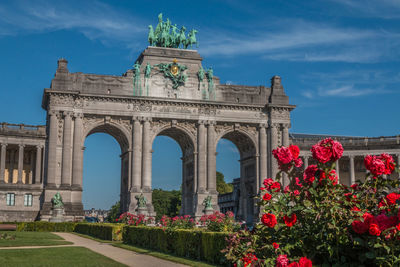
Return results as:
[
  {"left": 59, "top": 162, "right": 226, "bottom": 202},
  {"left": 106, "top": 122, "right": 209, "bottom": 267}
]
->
[{"left": 0, "top": 233, "right": 187, "bottom": 267}]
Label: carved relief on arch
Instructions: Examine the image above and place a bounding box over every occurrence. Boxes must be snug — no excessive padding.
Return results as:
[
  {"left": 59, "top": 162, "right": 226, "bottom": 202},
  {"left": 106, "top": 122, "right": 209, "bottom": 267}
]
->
[
  {"left": 150, "top": 119, "right": 197, "bottom": 155},
  {"left": 82, "top": 115, "right": 132, "bottom": 151},
  {"left": 215, "top": 123, "right": 258, "bottom": 155},
  {"left": 49, "top": 94, "right": 74, "bottom": 108}
]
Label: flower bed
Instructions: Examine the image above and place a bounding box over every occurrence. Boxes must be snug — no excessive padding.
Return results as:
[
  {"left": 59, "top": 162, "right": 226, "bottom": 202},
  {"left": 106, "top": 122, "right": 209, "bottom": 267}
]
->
[{"left": 224, "top": 138, "right": 400, "bottom": 266}]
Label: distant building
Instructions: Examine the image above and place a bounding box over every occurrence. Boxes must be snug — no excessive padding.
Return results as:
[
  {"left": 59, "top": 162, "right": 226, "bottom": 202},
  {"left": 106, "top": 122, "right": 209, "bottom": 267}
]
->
[{"left": 84, "top": 208, "right": 109, "bottom": 222}]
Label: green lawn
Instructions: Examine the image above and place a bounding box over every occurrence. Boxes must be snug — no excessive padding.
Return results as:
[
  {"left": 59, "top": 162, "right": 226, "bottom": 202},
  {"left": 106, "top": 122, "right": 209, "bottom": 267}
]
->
[
  {"left": 0, "top": 246, "right": 126, "bottom": 267},
  {"left": 0, "top": 231, "right": 72, "bottom": 247}
]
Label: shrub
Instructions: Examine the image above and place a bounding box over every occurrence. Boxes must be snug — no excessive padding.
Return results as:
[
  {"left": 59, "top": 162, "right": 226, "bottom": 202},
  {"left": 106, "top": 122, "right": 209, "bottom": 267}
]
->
[
  {"left": 74, "top": 223, "right": 123, "bottom": 241},
  {"left": 224, "top": 139, "right": 400, "bottom": 266},
  {"left": 0, "top": 222, "right": 77, "bottom": 232},
  {"left": 122, "top": 226, "right": 229, "bottom": 264},
  {"left": 160, "top": 215, "right": 196, "bottom": 229}
]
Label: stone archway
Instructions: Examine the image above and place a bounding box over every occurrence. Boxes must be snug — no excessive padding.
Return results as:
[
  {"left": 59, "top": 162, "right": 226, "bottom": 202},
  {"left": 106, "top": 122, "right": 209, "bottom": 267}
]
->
[
  {"left": 216, "top": 128, "right": 258, "bottom": 223},
  {"left": 151, "top": 122, "right": 197, "bottom": 215}
]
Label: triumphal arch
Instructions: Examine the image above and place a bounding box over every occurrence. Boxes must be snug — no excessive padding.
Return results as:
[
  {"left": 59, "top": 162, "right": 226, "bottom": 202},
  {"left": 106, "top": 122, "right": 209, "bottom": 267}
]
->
[{"left": 39, "top": 16, "right": 294, "bottom": 222}]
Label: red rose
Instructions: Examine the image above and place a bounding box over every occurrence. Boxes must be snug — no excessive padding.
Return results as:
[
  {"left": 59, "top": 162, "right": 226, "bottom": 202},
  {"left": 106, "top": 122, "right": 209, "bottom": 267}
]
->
[
  {"left": 261, "top": 213, "right": 277, "bottom": 228},
  {"left": 352, "top": 220, "right": 368, "bottom": 234},
  {"left": 276, "top": 255, "right": 289, "bottom": 267},
  {"left": 288, "top": 263, "right": 299, "bottom": 267},
  {"left": 351, "top": 206, "right": 361, "bottom": 212},
  {"left": 273, "top": 147, "right": 293, "bottom": 165},
  {"left": 289, "top": 145, "right": 300, "bottom": 159},
  {"left": 242, "top": 253, "right": 257, "bottom": 267},
  {"left": 303, "top": 165, "right": 318, "bottom": 184},
  {"left": 283, "top": 214, "right": 297, "bottom": 227},
  {"left": 311, "top": 138, "right": 343, "bottom": 163},
  {"left": 385, "top": 193, "right": 400, "bottom": 205},
  {"left": 294, "top": 157, "right": 303, "bottom": 168},
  {"left": 263, "top": 193, "right": 272, "bottom": 201},
  {"left": 396, "top": 223, "right": 400, "bottom": 231},
  {"left": 363, "top": 212, "right": 376, "bottom": 226},
  {"left": 295, "top": 177, "right": 303, "bottom": 188},
  {"left": 380, "top": 153, "right": 395, "bottom": 175},
  {"left": 364, "top": 155, "right": 386, "bottom": 177},
  {"left": 263, "top": 178, "right": 274, "bottom": 187},
  {"left": 270, "top": 182, "right": 281, "bottom": 192},
  {"left": 369, "top": 223, "right": 381, "bottom": 236},
  {"left": 299, "top": 257, "right": 313, "bottom": 267},
  {"left": 273, "top": 242, "right": 279, "bottom": 249}
]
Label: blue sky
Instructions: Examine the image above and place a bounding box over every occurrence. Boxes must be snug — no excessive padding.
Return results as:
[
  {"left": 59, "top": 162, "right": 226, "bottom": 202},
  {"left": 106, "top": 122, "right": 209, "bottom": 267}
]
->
[{"left": 0, "top": 0, "right": 399, "bottom": 209}]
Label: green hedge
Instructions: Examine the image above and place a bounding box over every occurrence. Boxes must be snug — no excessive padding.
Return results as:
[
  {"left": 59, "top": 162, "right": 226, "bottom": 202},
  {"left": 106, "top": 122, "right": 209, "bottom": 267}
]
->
[
  {"left": 0, "top": 221, "right": 77, "bottom": 232},
  {"left": 74, "top": 223, "right": 124, "bottom": 241},
  {"left": 122, "top": 226, "right": 229, "bottom": 265}
]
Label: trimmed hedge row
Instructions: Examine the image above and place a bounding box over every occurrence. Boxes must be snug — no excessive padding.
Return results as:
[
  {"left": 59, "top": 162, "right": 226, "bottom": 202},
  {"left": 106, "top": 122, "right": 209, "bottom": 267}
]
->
[
  {"left": 0, "top": 221, "right": 76, "bottom": 232},
  {"left": 74, "top": 223, "right": 124, "bottom": 241},
  {"left": 122, "top": 226, "right": 229, "bottom": 265}
]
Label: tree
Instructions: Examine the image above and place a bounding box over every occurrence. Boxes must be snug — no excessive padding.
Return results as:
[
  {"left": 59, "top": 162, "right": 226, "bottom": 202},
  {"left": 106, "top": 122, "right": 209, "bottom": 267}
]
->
[
  {"left": 217, "top": 171, "right": 233, "bottom": 194},
  {"left": 152, "top": 189, "right": 181, "bottom": 220},
  {"left": 105, "top": 201, "right": 120, "bottom": 223}
]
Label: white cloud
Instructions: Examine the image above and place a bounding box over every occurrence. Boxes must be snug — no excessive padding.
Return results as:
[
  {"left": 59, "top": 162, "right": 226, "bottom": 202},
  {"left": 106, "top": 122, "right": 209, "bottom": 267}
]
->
[
  {"left": 330, "top": 0, "right": 400, "bottom": 19},
  {"left": 0, "top": 0, "right": 145, "bottom": 45},
  {"left": 320, "top": 85, "right": 377, "bottom": 97}
]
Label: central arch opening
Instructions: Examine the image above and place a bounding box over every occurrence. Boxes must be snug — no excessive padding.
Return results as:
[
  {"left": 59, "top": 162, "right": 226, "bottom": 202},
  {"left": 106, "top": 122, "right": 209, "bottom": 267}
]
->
[
  {"left": 151, "top": 126, "right": 195, "bottom": 219},
  {"left": 82, "top": 123, "right": 130, "bottom": 221},
  {"left": 216, "top": 130, "right": 257, "bottom": 223}
]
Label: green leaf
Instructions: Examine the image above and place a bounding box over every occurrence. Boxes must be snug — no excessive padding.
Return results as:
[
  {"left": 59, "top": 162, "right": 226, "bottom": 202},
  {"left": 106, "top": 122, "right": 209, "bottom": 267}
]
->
[{"left": 365, "top": 252, "right": 375, "bottom": 259}]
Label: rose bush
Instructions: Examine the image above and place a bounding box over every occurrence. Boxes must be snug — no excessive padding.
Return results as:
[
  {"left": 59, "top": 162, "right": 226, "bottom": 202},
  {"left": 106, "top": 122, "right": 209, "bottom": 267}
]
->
[
  {"left": 200, "top": 211, "right": 242, "bottom": 232},
  {"left": 224, "top": 138, "right": 400, "bottom": 266}
]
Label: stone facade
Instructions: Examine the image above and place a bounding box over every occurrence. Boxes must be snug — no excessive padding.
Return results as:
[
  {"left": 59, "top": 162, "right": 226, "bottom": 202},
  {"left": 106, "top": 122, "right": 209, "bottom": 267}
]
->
[{"left": 2, "top": 46, "right": 396, "bottom": 224}]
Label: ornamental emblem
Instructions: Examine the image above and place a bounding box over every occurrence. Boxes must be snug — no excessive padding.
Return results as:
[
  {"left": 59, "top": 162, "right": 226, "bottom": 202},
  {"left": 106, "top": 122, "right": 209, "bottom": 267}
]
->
[{"left": 155, "top": 59, "right": 188, "bottom": 89}]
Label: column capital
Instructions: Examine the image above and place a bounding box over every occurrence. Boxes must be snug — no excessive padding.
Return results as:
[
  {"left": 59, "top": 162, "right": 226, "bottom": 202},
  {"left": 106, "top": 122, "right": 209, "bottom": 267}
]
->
[
  {"left": 259, "top": 123, "right": 267, "bottom": 129},
  {"left": 349, "top": 155, "right": 355, "bottom": 159},
  {"left": 36, "top": 145, "right": 43, "bottom": 149},
  {"left": 63, "top": 111, "right": 73, "bottom": 117},
  {"left": 282, "top": 123, "right": 291, "bottom": 129},
  {"left": 206, "top": 121, "right": 216, "bottom": 126},
  {"left": 141, "top": 117, "right": 152, "bottom": 122},
  {"left": 269, "top": 122, "right": 280, "bottom": 129},
  {"left": 0, "top": 143, "right": 7, "bottom": 148},
  {"left": 18, "top": 144, "right": 25, "bottom": 148},
  {"left": 48, "top": 110, "right": 59, "bottom": 116},
  {"left": 197, "top": 120, "right": 206, "bottom": 125},
  {"left": 73, "top": 112, "right": 84, "bottom": 119}
]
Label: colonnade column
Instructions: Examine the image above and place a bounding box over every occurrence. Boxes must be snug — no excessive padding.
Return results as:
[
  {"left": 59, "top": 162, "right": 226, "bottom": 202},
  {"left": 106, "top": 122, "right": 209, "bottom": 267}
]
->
[
  {"left": 349, "top": 155, "right": 355, "bottom": 185},
  {"left": 131, "top": 118, "right": 142, "bottom": 192},
  {"left": 282, "top": 124, "right": 290, "bottom": 186},
  {"left": 304, "top": 156, "right": 309, "bottom": 168},
  {"left": 47, "top": 110, "right": 58, "bottom": 186},
  {"left": 141, "top": 118, "right": 152, "bottom": 192},
  {"left": 0, "top": 143, "right": 6, "bottom": 183},
  {"left": 335, "top": 160, "right": 340, "bottom": 180},
  {"left": 29, "top": 150, "right": 35, "bottom": 184},
  {"left": 61, "top": 111, "right": 73, "bottom": 187},
  {"left": 72, "top": 113, "right": 83, "bottom": 189},
  {"left": 207, "top": 121, "right": 216, "bottom": 193},
  {"left": 9, "top": 149, "right": 15, "bottom": 183},
  {"left": 35, "top": 145, "right": 42, "bottom": 184},
  {"left": 259, "top": 124, "right": 267, "bottom": 184},
  {"left": 17, "top": 144, "right": 24, "bottom": 184},
  {"left": 197, "top": 121, "right": 206, "bottom": 193},
  {"left": 270, "top": 123, "right": 278, "bottom": 179}
]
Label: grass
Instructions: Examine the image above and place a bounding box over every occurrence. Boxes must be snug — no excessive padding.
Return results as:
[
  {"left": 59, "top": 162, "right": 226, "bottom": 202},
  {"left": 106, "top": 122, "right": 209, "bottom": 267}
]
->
[
  {"left": 113, "top": 243, "right": 218, "bottom": 267},
  {"left": 0, "top": 231, "right": 72, "bottom": 247},
  {"left": 0, "top": 246, "right": 126, "bottom": 267}
]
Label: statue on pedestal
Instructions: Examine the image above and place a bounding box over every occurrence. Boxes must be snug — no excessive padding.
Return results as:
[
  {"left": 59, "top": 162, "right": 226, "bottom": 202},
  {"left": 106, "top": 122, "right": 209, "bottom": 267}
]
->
[
  {"left": 135, "top": 193, "right": 148, "bottom": 215},
  {"left": 203, "top": 195, "right": 214, "bottom": 215},
  {"left": 49, "top": 192, "right": 65, "bottom": 222}
]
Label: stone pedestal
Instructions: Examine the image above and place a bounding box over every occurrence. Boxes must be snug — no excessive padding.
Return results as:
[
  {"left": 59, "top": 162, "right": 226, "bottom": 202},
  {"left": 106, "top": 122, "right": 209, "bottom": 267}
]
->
[
  {"left": 137, "top": 207, "right": 148, "bottom": 216},
  {"left": 204, "top": 208, "right": 214, "bottom": 215},
  {"left": 49, "top": 208, "right": 65, "bottom": 222}
]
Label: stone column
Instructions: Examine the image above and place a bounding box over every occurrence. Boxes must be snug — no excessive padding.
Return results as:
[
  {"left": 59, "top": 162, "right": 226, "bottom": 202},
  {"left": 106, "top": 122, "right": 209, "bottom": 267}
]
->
[
  {"left": 35, "top": 145, "right": 42, "bottom": 184},
  {"left": 207, "top": 121, "right": 216, "bottom": 192},
  {"left": 141, "top": 118, "right": 152, "bottom": 192},
  {"left": 197, "top": 121, "right": 206, "bottom": 193},
  {"left": 193, "top": 151, "right": 198, "bottom": 193},
  {"left": 29, "top": 150, "right": 35, "bottom": 184},
  {"left": 131, "top": 118, "right": 142, "bottom": 192},
  {"left": 270, "top": 124, "right": 278, "bottom": 179},
  {"left": 304, "top": 156, "right": 309, "bottom": 168},
  {"left": 61, "top": 111, "right": 73, "bottom": 187},
  {"left": 0, "top": 144, "right": 6, "bottom": 183},
  {"left": 282, "top": 124, "right": 290, "bottom": 186},
  {"left": 17, "top": 144, "right": 24, "bottom": 184},
  {"left": 72, "top": 113, "right": 84, "bottom": 189},
  {"left": 259, "top": 125, "right": 267, "bottom": 183},
  {"left": 47, "top": 110, "right": 59, "bottom": 186},
  {"left": 349, "top": 155, "right": 355, "bottom": 185},
  {"left": 335, "top": 160, "right": 340, "bottom": 180},
  {"left": 9, "top": 149, "right": 15, "bottom": 183}
]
